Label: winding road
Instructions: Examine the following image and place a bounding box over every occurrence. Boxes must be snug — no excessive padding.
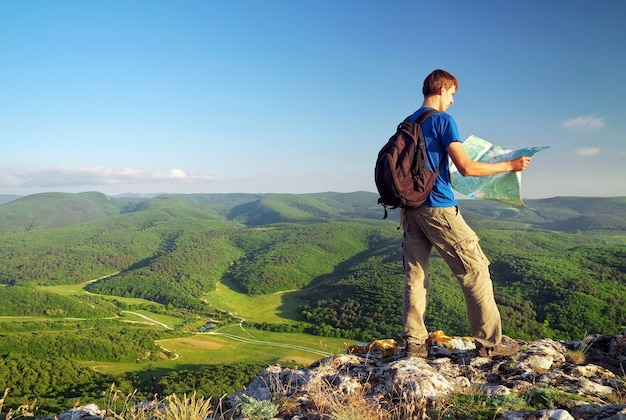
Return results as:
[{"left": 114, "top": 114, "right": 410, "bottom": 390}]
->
[
  {"left": 123, "top": 310, "right": 174, "bottom": 330},
  {"left": 201, "top": 320, "right": 333, "bottom": 358},
  {"left": 84, "top": 274, "right": 335, "bottom": 360}
]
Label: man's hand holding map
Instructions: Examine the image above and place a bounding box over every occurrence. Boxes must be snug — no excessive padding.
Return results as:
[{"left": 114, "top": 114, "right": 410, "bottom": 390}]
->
[{"left": 450, "top": 135, "right": 549, "bottom": 207}]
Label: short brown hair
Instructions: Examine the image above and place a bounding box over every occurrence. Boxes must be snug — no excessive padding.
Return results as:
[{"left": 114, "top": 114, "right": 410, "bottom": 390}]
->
[{"left": 422, "top": 69, "right": 458, "bottom": 96}]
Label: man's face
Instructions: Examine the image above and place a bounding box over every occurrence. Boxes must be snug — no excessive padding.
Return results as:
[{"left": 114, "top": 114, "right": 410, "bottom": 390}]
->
[{"left": 440, "top": 85, "right": 456, "bottom": 111}]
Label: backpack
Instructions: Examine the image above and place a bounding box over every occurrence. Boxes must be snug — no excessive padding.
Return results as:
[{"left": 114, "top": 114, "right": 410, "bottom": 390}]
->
[{"left": 374, "top": 109, "right": 440, "bottom": 218}]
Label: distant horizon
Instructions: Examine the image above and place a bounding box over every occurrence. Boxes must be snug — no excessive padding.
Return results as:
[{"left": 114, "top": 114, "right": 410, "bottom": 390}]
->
[{"left": 1, "top": 190, "right": 625, "bottom": 201}]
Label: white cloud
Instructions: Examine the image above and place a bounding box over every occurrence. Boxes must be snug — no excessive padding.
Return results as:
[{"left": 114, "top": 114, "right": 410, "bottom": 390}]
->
[
  {"left": 0, "top": 166, "right": 217, "bottom": 189},
  {"left": 562, "top": 115, "right": 605, "bottom": 130},
  {"left": 573, "top": 147, "right": 600, "bottom": 157},
  {"left": 168, "top": 169, "right": 189, "bottom": 179}
]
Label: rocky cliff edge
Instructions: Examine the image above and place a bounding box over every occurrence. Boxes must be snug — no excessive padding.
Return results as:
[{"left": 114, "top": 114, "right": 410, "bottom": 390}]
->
[{"left": 229, "top": 332, "right": 626, "bottom": 419}]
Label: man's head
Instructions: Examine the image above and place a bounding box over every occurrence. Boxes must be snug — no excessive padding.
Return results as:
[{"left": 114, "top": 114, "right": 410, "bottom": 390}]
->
[{"left": 422, "top": 69, "right": 458, "bottom": 112}]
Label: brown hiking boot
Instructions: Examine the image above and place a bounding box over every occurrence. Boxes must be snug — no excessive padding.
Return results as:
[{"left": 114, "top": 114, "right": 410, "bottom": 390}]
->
[
  {"left": 403, "top": 342, "right": 428, "bottom": 358},
  {"left": 476, "top": 335, "right": 519, "bottom": 357}
]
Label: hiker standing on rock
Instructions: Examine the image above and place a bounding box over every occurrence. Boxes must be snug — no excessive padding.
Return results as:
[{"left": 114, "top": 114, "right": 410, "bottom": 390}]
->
[{"left": 401, "top": 69, "right": 530, "bottom": 358}]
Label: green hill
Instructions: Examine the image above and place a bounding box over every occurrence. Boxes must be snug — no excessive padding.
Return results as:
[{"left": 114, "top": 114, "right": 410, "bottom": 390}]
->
[
  {"left": 0, "top": 192, "right": 624, "bottom": 342},
  {"left": 461, "top": 197, "right": 626, "bottom": 232},
  {"left": 227, "top": 194, "right": 341, "bottom": 226},
  {"left": 0, "top": 191, "right": 126, "bottom": 233},
  {"left": 157, "top": 192, "right": 264, "bottom": 217},
  {"left": 0, "top": 284, "right": 118, "bottom": 317}
]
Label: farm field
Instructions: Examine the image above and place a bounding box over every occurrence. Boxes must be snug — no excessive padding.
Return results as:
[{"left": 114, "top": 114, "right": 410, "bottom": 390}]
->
[{"left": 21, "top": 280, "right": 352, "bottom": 375}]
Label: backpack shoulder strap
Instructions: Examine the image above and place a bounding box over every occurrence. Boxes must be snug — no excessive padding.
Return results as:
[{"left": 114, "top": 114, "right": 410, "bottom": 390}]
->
[
  {"left": 408, "top": 108, "right": 445, "bottom": 171},
  {"left": 404, "top": 108, "right": 439, "bottom": 125}
]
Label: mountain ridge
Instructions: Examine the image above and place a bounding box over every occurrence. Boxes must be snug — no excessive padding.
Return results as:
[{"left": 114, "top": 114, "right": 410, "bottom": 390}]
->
[
  {"left": 1, "top": 192, "right": 626, "bottom": 233},
  {"left": 0, "top": 192, "right": 624, "bottom": 342}
]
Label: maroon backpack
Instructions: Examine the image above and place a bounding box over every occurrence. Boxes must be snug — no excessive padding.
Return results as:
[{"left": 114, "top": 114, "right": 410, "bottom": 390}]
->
[{"left": 374, "top": 109, "right": 440, "bottom": 218}]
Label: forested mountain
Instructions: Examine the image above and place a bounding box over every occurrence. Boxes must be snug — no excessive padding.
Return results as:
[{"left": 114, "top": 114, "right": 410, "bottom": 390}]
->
[
  {"left": 0, "top": 191, "right": 625, "bottom": 413},
  {"left": 0, "top": 191, "right": 125, "bottom": 233},
  {"left": 0, "top": 192, "right": 625, "bottom": 342}
]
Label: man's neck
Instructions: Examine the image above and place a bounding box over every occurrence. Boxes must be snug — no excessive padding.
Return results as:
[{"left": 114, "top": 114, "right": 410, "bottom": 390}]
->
[{"left": 421, "top": 96, "right": 442, "bottom": 111}]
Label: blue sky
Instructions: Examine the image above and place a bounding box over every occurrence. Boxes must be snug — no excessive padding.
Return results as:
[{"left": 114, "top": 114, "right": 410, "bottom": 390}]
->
[{"left": 1, "top": 0, "right": 625, "bottom": 198}]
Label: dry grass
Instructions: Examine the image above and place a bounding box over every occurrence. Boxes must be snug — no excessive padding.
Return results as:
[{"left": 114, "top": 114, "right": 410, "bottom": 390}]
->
[
  {"left": 0, "top": 385, "right": 231, "bottom": 420},
  {"left": 566, "top": 334, "right": 593, "bottom": 365},
  {"left": 607, "top": 365, "right": 626, "bottom": 405},
  {"left": 104, "top": 386, "right": 228, "bottom": 420},
  {"left": 303, "top": 377, "right": 428, "bottom": 420},
  {"left": 308, "top": 379, "right": 379, "bottom": 419},
  {"left": 0, "top": 388, "right": 36, "bottom": 420}
]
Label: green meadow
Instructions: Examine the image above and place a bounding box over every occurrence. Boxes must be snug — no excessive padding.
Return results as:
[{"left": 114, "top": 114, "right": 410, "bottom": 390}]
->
[{"left": 32, "top": 279, "right": 350, "bottom": 375}]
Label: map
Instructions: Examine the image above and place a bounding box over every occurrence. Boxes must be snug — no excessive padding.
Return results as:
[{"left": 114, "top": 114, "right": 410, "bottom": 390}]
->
[{"left": 450, "top": 135, "right": 549, "bottom": 207}]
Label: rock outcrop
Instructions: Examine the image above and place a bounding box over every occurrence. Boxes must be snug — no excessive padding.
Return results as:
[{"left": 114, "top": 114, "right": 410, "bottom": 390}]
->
[
  {"left": 230, "top": 333, "right": 626, "bottom": 419},
  {"left": 46, "top": 333, "right": 626, "bottom": 419}
]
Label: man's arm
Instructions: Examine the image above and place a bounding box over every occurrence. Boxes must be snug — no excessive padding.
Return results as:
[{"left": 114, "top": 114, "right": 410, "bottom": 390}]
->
[{"left": 447, "top": 141, "right": 531, "bottom": 177}]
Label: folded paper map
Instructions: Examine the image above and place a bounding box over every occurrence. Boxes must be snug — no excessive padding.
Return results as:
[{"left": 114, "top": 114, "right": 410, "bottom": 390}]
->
[{"left": 450, "top": 135, "right": 549, "bottom": 207}]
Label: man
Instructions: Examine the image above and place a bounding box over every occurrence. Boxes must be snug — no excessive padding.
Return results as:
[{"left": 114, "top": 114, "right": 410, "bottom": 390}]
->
[{"left": 401, "top": 69, "right": 530, "bottom": 358}]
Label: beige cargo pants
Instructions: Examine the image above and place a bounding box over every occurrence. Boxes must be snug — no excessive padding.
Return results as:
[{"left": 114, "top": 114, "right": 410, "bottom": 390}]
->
[{"left": 401, "top": 205, "right": 502, "bottom": 348}]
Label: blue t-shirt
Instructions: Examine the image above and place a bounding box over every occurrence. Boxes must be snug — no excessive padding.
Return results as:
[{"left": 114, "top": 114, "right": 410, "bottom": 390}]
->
[{"left": 406, "top": 107, "right": 460, "bottom": 207}]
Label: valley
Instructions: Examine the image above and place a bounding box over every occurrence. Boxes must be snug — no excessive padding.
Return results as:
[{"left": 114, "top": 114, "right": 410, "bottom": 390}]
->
[{"left": 0, "top": 191, "right": 624, "bottom": 413}]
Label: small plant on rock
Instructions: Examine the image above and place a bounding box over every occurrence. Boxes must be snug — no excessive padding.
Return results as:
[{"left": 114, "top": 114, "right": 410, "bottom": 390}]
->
[
  {"left": 566, "top": 334, "right": 593, "bottom": 365},
  {"left": 525, "top": 387, "right": 591, "bottom": 411},
  {"left": 162, "top": 392, "right": 216, "bottom": 420},
  {"left": 237, "top": 395, "right": 279, "bottom": 420},
  {"left": 436, "top": 389, "right": 527, "bottom": 420}
]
